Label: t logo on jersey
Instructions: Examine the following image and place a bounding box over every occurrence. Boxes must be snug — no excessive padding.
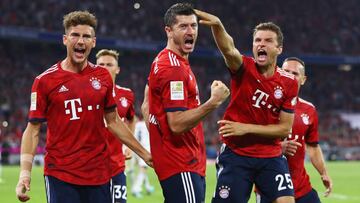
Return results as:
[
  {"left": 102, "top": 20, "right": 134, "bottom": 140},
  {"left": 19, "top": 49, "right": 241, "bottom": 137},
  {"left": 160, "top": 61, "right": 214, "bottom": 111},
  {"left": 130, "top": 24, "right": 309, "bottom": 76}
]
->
[
  {"left": 64, "top": 98, "right": 82, "bottom": 120},
  {"left": 252, "top": 89, "right": 269, "bottom": 108}
]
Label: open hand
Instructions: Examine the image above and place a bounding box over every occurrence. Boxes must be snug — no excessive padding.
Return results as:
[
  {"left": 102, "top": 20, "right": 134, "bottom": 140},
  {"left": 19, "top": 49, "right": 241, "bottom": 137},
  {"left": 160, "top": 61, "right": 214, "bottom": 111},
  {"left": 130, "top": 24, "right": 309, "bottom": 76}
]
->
[
  {"left": 194, "top": 9, "right": 222, "bottom": 27},
  {"left": 218, "top": 120, "right": 248, "bottom": 137},
  {"left": 15, "top": 177, "right": 31, "bottom": 202},
  {"left": 321, "top": 174, "right": 333, "bottom": 197},
  {"left": 281, "top": 140, "right": 302, "bottom": 156}
]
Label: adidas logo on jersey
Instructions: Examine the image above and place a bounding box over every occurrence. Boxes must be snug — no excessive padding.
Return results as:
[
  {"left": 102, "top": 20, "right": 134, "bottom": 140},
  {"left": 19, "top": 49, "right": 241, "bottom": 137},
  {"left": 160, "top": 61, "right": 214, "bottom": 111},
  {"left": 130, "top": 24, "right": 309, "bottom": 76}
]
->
[{"left": 58, "top": 85, "right": 69, "bottom": 93}]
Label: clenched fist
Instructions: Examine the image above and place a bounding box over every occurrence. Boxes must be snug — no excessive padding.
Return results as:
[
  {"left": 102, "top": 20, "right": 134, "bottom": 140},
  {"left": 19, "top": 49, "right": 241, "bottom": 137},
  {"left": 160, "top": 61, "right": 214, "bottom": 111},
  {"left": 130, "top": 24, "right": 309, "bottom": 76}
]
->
[{"left": 210, "top": 80, "right": 230, "bottom": 107}]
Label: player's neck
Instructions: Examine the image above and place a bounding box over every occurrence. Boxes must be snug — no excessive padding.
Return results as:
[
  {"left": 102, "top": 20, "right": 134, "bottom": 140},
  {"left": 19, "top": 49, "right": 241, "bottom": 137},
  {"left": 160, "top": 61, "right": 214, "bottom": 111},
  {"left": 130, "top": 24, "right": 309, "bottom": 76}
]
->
[
  {"left": 61, "top": 58, "right": 88, "bottom": 73},
  {"left": 258, "top": 62, "right": 276, "bottom": 78}
]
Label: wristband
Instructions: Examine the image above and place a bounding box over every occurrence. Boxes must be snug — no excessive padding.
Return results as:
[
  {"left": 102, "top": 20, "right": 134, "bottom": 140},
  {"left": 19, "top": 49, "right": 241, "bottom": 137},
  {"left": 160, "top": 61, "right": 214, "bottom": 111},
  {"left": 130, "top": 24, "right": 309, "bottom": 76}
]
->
[{"left": 21, "top": 154, "right": 34, "bottom": 164}]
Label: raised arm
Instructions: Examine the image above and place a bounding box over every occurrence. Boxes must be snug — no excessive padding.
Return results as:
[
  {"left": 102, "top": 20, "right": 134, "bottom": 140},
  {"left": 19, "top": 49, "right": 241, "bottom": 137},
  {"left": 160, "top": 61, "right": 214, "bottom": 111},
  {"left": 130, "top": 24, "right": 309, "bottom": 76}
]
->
[
  {"left": 16, "top": 122, "right": 41, "bottom": 202},
  {"left": 195, "top": 9, "right": 243, "bottom": 72},
  {"left": 219, "top": 110, "right": 294, "bottom": 138},
  {"left": 105, "top": 110, "right": 152, "bottom": 167},
  {"left": 167, "top": 80, "right": 229, "bottom": 134}
]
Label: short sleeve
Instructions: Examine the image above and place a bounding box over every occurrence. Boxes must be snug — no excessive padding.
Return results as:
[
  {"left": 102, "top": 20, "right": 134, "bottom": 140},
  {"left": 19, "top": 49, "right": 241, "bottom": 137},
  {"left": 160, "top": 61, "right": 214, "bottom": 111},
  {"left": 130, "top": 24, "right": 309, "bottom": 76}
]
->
[
  {"left": 126, "top": 91, "right": 135, "bottom": 120},
  {"left": 157, "top": 64, "right": 189, "bottom": 112},
  {"left": 103, "top": 71, "right": 116, "bottom": 110},
  {"left": 28, "top": 78, "right": 47, "bottom": 123},
  {"left": 306, "top": 108, "right": 319, "bottom": 144},
  {"left": 281, "top": 79, "right": 299, "bottom": 113},
  {"left": 230, "top": 55, "right": 251, "bottom": 77}
]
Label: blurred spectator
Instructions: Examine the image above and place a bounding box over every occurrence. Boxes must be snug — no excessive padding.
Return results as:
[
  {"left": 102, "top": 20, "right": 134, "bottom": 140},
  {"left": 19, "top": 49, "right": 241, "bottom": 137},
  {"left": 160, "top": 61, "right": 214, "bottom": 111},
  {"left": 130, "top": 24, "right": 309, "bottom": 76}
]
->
[{"left": 0, "top": 0, "right": 359, "bottom": 55}]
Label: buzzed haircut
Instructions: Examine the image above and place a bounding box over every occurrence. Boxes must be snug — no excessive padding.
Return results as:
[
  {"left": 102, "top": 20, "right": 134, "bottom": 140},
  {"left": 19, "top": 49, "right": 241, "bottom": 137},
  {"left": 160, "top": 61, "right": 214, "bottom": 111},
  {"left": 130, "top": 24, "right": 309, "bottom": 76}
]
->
[
  {"left": 96, "top": 49, "right": 119, "bottom": 61},
  {"left": 63, "top": 11, "right": 97, "bottom": 34},
  {"left": 284, "top": 57, "right": 306, "bottom": 74},
  {"left": 253, "top": 22, "right": 284, "bottom": 47},
  {"left": 164, "top": 3, "right": 196, "bottom": 27}
]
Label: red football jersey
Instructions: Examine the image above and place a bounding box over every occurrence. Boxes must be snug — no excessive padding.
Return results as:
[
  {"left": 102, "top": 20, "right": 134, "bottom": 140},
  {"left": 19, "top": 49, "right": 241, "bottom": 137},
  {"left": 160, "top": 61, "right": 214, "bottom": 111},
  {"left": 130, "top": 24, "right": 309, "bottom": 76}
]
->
[
  {"left": 286, "top": 98, "right": 319, "bottom": 198},
  {"left": 28, "top": 62, "right": 116, "bottom": 185},
  {"left": 148, "top": 49, "right": 206, "bottom": 180},
  {"left": 106, "top": 85, "right": 135, "bottom": 176},
  {"left": 222, "top": 56, "right": 298, "bottom": 158}
]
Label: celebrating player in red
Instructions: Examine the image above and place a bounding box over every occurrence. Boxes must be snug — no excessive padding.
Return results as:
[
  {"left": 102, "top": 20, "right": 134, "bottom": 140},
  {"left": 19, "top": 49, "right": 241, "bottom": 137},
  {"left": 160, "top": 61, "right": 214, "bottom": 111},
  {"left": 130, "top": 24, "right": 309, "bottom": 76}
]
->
[
  {"left": 96, "top": 49, "right": 136, "bottom": 203},
  {"left": 256, "top": 57, "right": 333, "bottom": 203},
  {"left": 143, "top": 3, "right": 229, "bottom": 203},
  {"left": 15, "top": 11, "right": 151, "bottom": 203},
  {"left": 196, "top": 10, "right": 299, "bottom": 203}
]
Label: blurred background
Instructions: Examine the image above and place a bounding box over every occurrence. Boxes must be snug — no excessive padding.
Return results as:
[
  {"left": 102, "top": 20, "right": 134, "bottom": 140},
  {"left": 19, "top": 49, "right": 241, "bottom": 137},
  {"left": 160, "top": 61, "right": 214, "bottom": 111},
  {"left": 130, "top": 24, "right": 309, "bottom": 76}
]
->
[{"left": 1, "top": 0, "right": 360, "bottom": 167}]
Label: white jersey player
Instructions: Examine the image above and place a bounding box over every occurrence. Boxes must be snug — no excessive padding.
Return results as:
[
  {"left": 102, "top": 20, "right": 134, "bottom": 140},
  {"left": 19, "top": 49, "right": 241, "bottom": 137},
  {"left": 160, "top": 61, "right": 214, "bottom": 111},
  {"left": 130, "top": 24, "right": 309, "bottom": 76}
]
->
[{"left": 131, "top": 120, "right": 154, "bottom": 198}]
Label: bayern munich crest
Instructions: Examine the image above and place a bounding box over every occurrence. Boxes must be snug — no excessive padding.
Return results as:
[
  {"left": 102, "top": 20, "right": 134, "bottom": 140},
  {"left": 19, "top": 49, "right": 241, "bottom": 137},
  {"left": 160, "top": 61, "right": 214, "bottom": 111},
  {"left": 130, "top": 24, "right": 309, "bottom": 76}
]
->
[
  {"left": 90, "top": 77, "right": 101, "bottom": 90},
  {"left": 301, "top": 113, "right": 310, "bottom": 125},
  {"left": 119, "top": 97, "right": 128, "bottom": 107},
  {"left": 218, "top": 185, "right": 230, "bottom": 199},
  {"left": 273, "top": 86, "right": 283, "bottom": 99}
]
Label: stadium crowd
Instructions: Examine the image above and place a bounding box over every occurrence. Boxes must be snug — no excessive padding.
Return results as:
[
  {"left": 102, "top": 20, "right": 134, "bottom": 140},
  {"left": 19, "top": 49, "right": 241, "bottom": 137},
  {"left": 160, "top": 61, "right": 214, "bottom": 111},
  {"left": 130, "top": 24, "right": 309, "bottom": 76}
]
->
[
  {"left": 0, "top": 38, "right": 359, "bottom": 162},
  {"left": 0, "top": 0, "right": 360, "bottom": 55}
]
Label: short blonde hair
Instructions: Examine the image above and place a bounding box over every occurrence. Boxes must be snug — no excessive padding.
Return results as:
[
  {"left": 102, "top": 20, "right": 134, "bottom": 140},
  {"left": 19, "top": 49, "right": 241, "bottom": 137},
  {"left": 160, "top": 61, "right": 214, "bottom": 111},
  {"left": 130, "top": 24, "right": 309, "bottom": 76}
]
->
[
  {"left": 96, "top": 49, "right": 119, "bottom": 61},
  {"left": 63, "top": 11, "right": 97, "bottom": 34}
]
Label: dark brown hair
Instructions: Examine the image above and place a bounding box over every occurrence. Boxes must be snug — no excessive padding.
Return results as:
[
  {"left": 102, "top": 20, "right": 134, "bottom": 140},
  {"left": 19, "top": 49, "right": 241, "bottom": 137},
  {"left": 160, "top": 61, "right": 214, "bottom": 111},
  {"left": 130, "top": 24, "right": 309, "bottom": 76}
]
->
[{"left": 63, "top": 11, "right": 97, "bottom": 34}]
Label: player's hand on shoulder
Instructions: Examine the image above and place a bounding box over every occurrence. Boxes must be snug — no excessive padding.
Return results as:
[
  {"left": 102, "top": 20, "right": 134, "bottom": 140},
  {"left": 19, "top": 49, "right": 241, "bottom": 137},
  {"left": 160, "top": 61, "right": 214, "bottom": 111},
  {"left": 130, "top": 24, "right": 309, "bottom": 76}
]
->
[
  {"left": 15, "top": 177, "right": 31, "bottom": 202},
  {"left": 281, "top": 140, "right": 302, "bottom": 156},
  {"left": 210, "top": 80, "right": 230, "bottom": 107},
  {"left": 218, "top": 120, "right": 248, "bottom": 137},
  {"left": 194, "top": 9, "right": 221, "bottom": 27}
]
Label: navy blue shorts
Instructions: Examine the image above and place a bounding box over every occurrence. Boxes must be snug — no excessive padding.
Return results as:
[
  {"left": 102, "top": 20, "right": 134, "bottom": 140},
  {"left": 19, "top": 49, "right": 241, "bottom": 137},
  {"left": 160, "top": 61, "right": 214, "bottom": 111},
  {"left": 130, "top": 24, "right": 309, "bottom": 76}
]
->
[
  {"left": 296, "top": 188, "right": 321, "bottom": 203},
  {"left": 256, "top": 188, "right": 320, "bottom": 203},
  {"left": 44, "top": 175, "right": 111, "bottom": 203},
  {"left": 212, "top": 146, "right": 294, "bottom": 203},
  {"left": 110, "top": 171, "right": 127, "bottom": 203},
  {"left": 160, "top": 172, "right": 205, "bottom": 203}
]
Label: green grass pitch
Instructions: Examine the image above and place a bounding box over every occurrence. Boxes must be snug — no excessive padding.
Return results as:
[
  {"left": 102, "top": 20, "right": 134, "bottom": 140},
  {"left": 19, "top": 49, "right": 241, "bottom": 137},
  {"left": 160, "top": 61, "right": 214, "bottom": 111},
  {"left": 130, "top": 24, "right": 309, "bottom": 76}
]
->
[{"left": 1, "top": 162, "right": 359, "bottom": 202}]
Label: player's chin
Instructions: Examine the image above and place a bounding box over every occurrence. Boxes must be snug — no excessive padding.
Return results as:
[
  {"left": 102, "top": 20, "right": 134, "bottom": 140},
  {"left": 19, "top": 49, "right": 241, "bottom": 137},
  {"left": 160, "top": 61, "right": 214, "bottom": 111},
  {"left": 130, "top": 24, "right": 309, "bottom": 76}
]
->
[
  {"left": 255, "top": 59, "right": 268, "bottom": 67},
  {"left": 72, "top": 56, "right": 87, "bottom": 64}
]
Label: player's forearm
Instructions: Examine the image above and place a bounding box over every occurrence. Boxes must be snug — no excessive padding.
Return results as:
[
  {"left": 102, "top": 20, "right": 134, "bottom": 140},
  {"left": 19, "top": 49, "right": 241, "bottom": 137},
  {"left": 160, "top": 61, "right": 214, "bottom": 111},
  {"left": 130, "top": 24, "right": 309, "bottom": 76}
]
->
[
  {"left": 211, "top": 23, "right": 242, "bottom": 70},
  {"left": 20, "top": 123, "right": 41, "bottom": 173},
  {"left": 308, "top": 145, "right": 328, "bottom": 175},
  {"left": 211, "top": 22, "right": 235, "bottom": 55},
  {"left": 141, "top": 85, "right": 150, "bottom": 129},
  {"left": 128, "top": 116, "right": 137, "bottom": 133},
  {"left": 246, "top": 123, "right": 291, "bottom": 138},
  {"left": 167, "top": 99, "right": 218, "bottom": 134},
  {"left": 108, "top": 120, "right": 149, "bottom": 159}
]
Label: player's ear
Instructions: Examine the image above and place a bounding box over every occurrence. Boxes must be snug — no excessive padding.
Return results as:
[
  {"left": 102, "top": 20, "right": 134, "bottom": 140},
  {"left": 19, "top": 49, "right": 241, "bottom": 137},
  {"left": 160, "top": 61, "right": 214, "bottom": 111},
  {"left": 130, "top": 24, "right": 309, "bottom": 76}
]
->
[
  {"left": 63, "top": 34, "right": 67, "bottom": 46},
  {"left": 165, "top": 26, "right": 172, "bottom": 39},
  {"left": 92, "top": 36, "right": 96, "bottom": 48},
  {"left": 277, "top": 46, "right": 283, "bottom": 55},
  {"left": 301, "top": 75, "right": 307, "bottom": 85}
]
